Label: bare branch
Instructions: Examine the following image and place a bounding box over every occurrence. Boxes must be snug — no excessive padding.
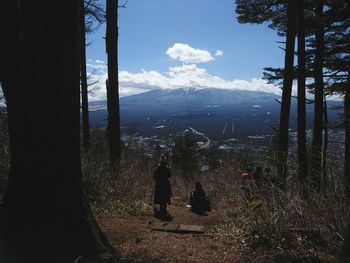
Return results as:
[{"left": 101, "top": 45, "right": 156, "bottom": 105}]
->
[
  {"left": 87, "top": 80, "right": 99, "bottom": 87},
  {"left": 88, "top": 85, "right": 101, "bottom": 94},
  {"left": 84, "top": 0, "right": 106, "bottom": 15},
  {"left": 268, "top": 124, "right": 278, "bottom": 133},
  {"left": 85, "top": 9, "right": 105, "bottom": 24},
  {"left": 87, "top": 69, "right": 97, "bottom": 79},
  {"left": 291, "top": 95, "right": 314, "bottom": 104},
  {"left": 118, "top": 0, "right": 129, "bottom": 8}
]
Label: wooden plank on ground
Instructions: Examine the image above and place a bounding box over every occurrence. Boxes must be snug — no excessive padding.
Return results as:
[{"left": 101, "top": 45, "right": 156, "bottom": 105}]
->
[
  {"left": 151, "top": 223, "right": 179, "bottom": 232},
  {"left": 178, "top": 224, "right": 205, "bottom": 234},
  {"left": 151, "top": 223, "right": 205, "bottom": 234}
]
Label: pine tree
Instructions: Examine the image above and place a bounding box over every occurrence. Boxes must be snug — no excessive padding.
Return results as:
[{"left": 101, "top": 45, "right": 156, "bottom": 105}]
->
[
  {"left": 0, "top": 1, "right": 118, "bottom": 261},
  {"left": 310, "top": 0, "right": 325, "bottom": 190},
  {"left": 106, "top": 0, "right": 121, "bottom": 162},
  {"left": 323, "top": 0, "right": 350, "bottom": 196},
  {"left": 276, "top": 0, "right": 297, "bottom": 190},
  {"left": 236, "top": 0, "right": 298, "bottom": 189},
  {"left": 80, "top": 0, "right": 91, "bottom": 149},
  {"left": 296, "top": 0, "right": 308, "bottom": 196},
  {"left": 81, "top": 0, "right": 105, "bottom": 149},
  {"left": 172, "top": 135, "right": 199, "bottom": 178}
]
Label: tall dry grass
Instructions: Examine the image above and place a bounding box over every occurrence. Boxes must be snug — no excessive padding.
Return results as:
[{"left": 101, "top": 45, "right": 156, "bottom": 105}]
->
[
  {"left": 0, "top": 125, "right": 346, "bottom": 259},
  {"left": 81, "top": 132, "right": 347, "bottom": 259}
]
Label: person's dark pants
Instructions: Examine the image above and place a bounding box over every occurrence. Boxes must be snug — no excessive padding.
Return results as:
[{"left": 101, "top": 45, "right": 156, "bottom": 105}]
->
[
  {"left": 160, "top": 203, "right": 167, "bottom": 215},
  {"left": 192, "top": 198, "right": 210, "bottom": 213}
]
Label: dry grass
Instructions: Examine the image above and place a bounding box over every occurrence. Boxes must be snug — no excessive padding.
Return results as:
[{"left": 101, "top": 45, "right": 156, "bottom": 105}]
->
[
  {"left": 0, "top": 127, "right": 346, "bottom": 261},
  {"left": 81, "top": 132, "right": 347, "bottom": 261},
  {"left": 202, "top": 162, "right": 346, "bottom": 261},
  {"left": 81, "top": 132, "right": 155, "bottom": 216}
]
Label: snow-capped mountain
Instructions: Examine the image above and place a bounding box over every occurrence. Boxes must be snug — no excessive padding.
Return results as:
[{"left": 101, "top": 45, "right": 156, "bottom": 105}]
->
[{"left": 88, "top": 88, "right": 341, "bottom": 141}]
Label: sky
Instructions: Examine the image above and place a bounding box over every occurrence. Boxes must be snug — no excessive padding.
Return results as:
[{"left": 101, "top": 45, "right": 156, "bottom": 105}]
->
[{"left": 86, "top": 0, "right": 286, "bottom": 101}]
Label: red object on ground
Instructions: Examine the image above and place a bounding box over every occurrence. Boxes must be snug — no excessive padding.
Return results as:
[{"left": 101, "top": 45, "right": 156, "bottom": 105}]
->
[
  {"left": 241, "top": 172, "right": 257, "bottom": 189},
  {"left": 241, "top": 172, "right": 250, "bottom": 181}
]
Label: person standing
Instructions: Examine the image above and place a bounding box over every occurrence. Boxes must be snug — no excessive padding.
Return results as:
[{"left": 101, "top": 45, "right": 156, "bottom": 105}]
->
[
  {"left": 153, "top": 154, "right": 172, "bottom": 216},
  {"left": 240, "top": 168, "right": 257, "bottom": 201}
]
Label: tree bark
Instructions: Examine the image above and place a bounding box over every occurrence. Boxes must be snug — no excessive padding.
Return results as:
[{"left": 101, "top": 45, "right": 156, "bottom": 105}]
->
[
  {"left": 81, "top": 0, "right": 91, "bottom": 149},
  {"left": 322, "top": 96, "right": 328, "bottom": 191},
  {"left": 106, "top": 0, "right": 121, "bottom": 162},
  {"left": 0, "top": 1, "right": 117, "bottom": 262},
  {"left": 277, "top": 0, "right": 296, "bottom": 190},
  {"left": 339, "top": 74, "right": 350, "bottom": 261},
  {"left": 311, "top": 0, "right": 325, "bottom": 190},
  {"left": 345, "top": 73, "right": 350, "bottom": 198},
  {"left": 296, "top": 0, "right": 308, "bottom": 197}
]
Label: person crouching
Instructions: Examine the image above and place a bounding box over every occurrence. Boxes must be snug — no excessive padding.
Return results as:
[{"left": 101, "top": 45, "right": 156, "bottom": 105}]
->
[{"left": 189, "top": 182, "right": 211, "bottom": 214}]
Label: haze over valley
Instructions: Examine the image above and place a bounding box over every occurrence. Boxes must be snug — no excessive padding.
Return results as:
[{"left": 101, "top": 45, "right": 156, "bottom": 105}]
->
[{"left": 88, "top": 87, "right": 343, "bottom": 153}]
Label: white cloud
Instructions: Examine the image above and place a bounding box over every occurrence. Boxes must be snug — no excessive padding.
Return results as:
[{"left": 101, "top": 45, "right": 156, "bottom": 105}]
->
[
  {"left": 87, "top": 63, "right": 107, "bottom": 70},
  {"left": 166, "top": 43, "right": 214, "bottom": 63},
  {"left": 215, "top": 50, "right": 224, "bottom": 57},
  {"left": 118, "top": 63, "right": 281, "bottom": 95},
  {"left": 87, "top": 61, "right": 282, "bottom": 101},
  {"left": 95, "top": 59, "right": 105, "bottom": 64},
  {"left": 87, "top": 72, "right": 107, "bottom": 101}
]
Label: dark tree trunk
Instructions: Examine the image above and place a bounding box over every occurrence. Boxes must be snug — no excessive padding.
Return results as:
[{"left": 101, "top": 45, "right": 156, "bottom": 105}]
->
[
  {"left": 106, "top": 0, "right": 121, "bottom": 162},
  {"left": 277, "top": 0, "right": 296, "bottom": 190},
  {"left": 311, "top": 0, "right": 325, "bottom": 190},
  {"left": 296, "top": 0, "right": 308, "bottom": 197},
  {"left": 322, "top": 96, "right": 328, "bottom": 191},
  {"left": 81, "top": 0, "right": 91, "bottom": 149},
  {"left": 345, "top": 74, "right": 350, "bottom": 198},
  {"left": 0, "top": 1, "right": 117, "bottom": 262},
  {"left": 337, "top": 71, "right": 350, "bottom": 262}
]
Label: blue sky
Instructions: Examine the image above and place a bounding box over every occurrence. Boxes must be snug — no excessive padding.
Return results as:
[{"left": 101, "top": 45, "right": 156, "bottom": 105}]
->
[{"left": 86, "top": 0, "right": 285, "bottom": 100}]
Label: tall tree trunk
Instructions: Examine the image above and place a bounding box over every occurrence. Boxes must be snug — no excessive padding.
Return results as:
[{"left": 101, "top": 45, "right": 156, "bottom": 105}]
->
[
  {"left": 345, "top": 73, "right": 350, "bottom": 198},
  {"left": 0, "top": 1, "right": 117, "bottom": 261},
  {"left": 311, "top": 0, "right": 325, "bottom": 190},
  {"left": 81, "top": 0, "right": 91, "bottom": 149},
  {"left": 296, "top": 0, "right": 308, "bottom": 197},
  {"left": 322, "top": 95, "right": 328, "bottom": 191},
  {"left": 336, "top": 72, "right": 350, "bottom": 262},
  {"left": 106, "top": 0, "right": 121, "bottom": 162},
  {"left": 277, "top": 0, "right": 296, "bottom": 190}
]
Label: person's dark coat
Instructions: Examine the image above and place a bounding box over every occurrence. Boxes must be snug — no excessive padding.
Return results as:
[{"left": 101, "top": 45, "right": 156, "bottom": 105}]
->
[
  {"left": 153, "top": 164, "right": 172, "bottom": 205},
  {"left": 190, "top": 182, "right": 211, "bottom": 212}
]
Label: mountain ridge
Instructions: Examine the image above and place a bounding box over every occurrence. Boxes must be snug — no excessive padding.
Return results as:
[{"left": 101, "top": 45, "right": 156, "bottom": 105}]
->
[{"left": 88, "top": 87, "right": 342, "bottom": 141}]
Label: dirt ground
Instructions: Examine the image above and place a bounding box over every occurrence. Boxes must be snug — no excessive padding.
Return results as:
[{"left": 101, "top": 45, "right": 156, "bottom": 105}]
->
[
  {"left": 97, "top": 197, "right": 336, "bottom": 263},
  {"left": 97, "top": 201, "right": 253, "bottom": 263}
]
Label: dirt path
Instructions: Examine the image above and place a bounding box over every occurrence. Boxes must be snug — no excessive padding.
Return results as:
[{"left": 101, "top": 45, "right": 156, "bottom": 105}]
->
[{"left": 97, "top": 203, "right": 249, "bottom": 263}]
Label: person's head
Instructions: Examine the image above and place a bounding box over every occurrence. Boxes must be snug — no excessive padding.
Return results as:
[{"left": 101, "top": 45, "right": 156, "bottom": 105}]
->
[
  {"left": 195, "top": 182, "right": 202, "bottom": 191},
  {"left": 159, "top": 154, "right": 167, "bottom": 165}
]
